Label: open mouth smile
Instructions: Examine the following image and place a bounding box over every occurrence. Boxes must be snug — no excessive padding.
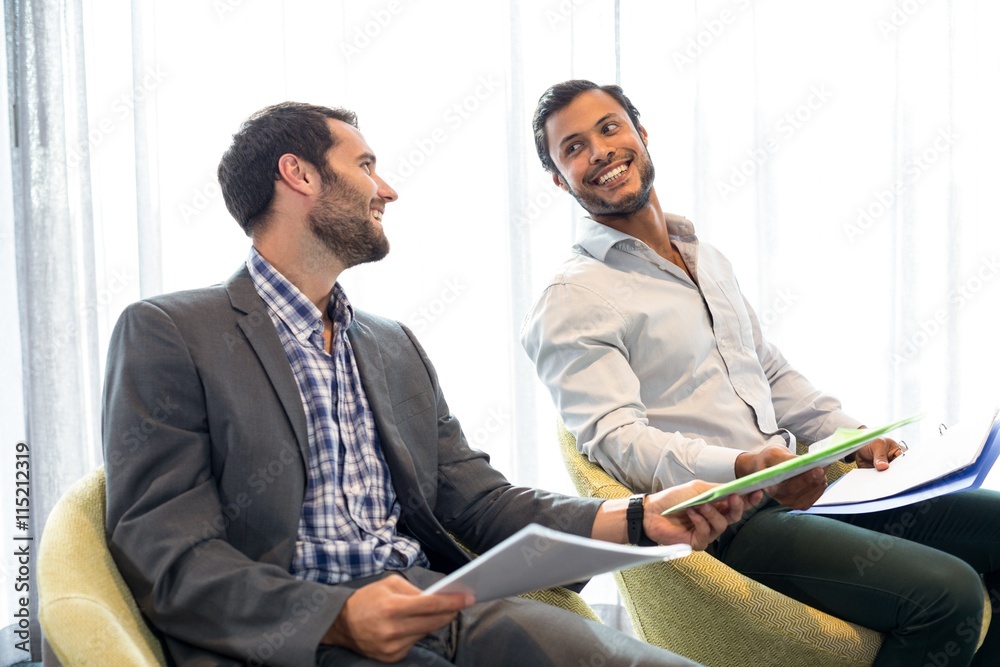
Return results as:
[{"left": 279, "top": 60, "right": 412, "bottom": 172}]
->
[{"left": 592, "top": 161, "right": 631, "bottom": 186}]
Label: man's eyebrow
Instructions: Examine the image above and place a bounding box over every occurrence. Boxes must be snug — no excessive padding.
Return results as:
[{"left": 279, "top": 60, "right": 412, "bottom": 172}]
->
[
  {"left": 556, "top": 113, "right": 621, "bottom": 150},
  {"left": 358, "top": 151, "right": 377, "bottom": 164}
]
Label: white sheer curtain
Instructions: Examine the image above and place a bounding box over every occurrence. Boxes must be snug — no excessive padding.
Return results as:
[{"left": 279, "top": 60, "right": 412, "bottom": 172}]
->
[
  {"left": 4, "top": 0, "right": 999, "bottom": 660},
  {"left": 1, "top": 9, "right": 28, "bottom": 661},
  {"left": 3, "top": 0, "right": 103, "bottom": 659},
  {"left": 630, "top": 1, "right": 1000, "bottom": 433}
]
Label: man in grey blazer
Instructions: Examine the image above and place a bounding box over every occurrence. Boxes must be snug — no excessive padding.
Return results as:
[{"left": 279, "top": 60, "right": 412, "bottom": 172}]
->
[{"left": 102, "top": 102, "right": 759, "bottom": 666}]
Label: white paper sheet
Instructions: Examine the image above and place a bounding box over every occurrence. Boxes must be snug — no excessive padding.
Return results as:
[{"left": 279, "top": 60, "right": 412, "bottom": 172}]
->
[
  {"left": 803, "top": 410, "right": 1000, "bottom": 515},
  {"left": 812, "top": 410, "right": 997, "bottom": 507},
  {"left": 421, "top": 524, "right": 690, "bottom": 603}
]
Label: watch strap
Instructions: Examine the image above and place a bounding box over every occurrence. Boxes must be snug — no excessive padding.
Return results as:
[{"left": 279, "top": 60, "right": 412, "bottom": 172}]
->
[{"left": 627, "top": 493, "right": 646, "bottom": 546}]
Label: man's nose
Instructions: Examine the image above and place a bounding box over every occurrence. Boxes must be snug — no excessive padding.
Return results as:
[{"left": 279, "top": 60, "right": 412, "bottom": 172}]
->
[
  {"left": 376, "top": 175, "right": 398, "bottom": 202},
  {"left": 589, "top": 142, "right": 613, "bottom": 164}
]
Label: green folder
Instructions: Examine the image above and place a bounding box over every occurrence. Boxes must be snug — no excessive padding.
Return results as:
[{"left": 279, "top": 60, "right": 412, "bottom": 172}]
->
[{"left": 661, "top": 413, "right": 923, "bottom": 515}]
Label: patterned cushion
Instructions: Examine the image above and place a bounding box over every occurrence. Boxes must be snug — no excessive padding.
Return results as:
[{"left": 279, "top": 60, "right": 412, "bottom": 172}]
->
[{"left": 559, "top": 423, "right": 883, "bottom": 667}]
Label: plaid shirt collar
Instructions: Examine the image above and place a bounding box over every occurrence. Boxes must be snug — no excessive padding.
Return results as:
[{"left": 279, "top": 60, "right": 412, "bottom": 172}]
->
[{"left": 246, "top": 247, "right": 355, "bottom": 346}]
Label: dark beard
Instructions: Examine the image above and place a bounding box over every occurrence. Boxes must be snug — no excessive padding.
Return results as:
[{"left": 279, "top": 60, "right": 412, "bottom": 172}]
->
[
  {"left": 568, "top": 152, "right": 656, "bottom": 217},
  {"left": 308, "top": 187, "right": 389, "bottom": 268}
]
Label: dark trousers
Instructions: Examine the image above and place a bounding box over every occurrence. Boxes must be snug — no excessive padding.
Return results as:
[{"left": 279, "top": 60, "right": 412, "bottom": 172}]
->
[
  {"left": 711, "top": 488, "right": 1000, "bottom": 667},
  {"left": 316, "top": 566, "right": 701, "bottom": 667}
]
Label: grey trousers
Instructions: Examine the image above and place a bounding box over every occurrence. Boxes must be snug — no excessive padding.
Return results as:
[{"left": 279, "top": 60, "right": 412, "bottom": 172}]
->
[{"left": 316, "top": 567, "right": 701, "bottom": 667}]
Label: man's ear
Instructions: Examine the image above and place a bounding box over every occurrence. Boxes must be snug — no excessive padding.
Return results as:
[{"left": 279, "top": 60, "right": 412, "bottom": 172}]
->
[
  {"left": 638, "top": 123, "right": 649, "bottom": 147},
  {"left": 552, "top": 171, "right": 570, "bottom": 192},
  {"left": 276, "top": 154, "right": 318, "bottom": 196}
]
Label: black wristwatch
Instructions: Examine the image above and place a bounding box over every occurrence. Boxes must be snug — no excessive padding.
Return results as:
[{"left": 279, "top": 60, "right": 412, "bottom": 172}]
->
[{"left": 626, "top": 493, "right": 657, "bottom": 546}]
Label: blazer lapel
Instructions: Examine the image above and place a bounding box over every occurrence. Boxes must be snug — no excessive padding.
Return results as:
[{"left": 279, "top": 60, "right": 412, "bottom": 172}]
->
[
  {"left": 225, "top": 266, "right": 310, "bottom": 465},
  {"left": 350, "top": 313, "right": 471, "bottom": 567},
  {"left": 347, "top": 316, "right": 425, "bottom": 508}
]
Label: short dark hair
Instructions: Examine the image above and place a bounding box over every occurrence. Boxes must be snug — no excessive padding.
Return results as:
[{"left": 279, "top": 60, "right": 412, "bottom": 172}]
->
[
  {"left": 532, "top": 80, "right": 642, "bottom": 174},
  {"left": 217, "top": 102, "right": 358, "bottom": 236}
]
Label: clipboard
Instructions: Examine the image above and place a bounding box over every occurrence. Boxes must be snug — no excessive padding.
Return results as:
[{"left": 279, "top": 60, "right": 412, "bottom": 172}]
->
[
  {"left": 812, "top": 408, "right": 998, "bottom": 507},
  {"left": 804, "top": 408, "right": 1000, "bottom": 514}
]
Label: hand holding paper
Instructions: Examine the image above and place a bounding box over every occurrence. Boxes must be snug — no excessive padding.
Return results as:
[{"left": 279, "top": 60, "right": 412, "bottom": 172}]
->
[
  {"left": 645, "top": 480, "right": 765, "bottom": 549},
  {"left": 735, "top": 444, "right": 828, "bottom": 510},
  {"left": 661, "top": 414, "right": 923, "bottom": 515},
  {"left": 851, "top": 433, "right": 906, "bottom": 471},
  {"left": 326, "top": 574, "right": 471, "bottom": 663}
]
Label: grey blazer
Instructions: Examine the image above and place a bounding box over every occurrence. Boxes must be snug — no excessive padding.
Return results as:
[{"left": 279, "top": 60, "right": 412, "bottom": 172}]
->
[{"left": 102, "top": 266, "right": 601, "bottom": 666}]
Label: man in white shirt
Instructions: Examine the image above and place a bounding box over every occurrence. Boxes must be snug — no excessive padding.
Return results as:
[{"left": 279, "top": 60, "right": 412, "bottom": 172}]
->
[{"left": 521, "top": 79, "right": 1000, "bottom": 666}]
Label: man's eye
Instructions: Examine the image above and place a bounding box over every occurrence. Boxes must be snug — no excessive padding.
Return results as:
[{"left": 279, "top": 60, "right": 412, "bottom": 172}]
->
[
  {"left": 361, "top": 163, "right": 372, "bottom": 174},
  {"left": 566, "top": 143, "right": 582, "bottom": 155},
  {"left": 604, "top": 123, "right": 619, "bottom": 133}
]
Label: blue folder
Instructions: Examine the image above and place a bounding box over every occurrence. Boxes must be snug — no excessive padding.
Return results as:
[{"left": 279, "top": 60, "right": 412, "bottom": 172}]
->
[{"left": 805, "top": 415, "right": 1000, "bottom": 515}]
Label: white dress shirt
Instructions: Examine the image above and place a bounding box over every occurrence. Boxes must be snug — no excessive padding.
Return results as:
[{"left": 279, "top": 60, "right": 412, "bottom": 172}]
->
[{"left": 521, "top": 213, "right": 859, "bottom": 492}]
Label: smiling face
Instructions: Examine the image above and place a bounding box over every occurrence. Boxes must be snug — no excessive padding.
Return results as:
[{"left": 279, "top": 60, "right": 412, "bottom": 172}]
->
[
  {"left": 545, "top": 89, "right": 655, "bottom": 219},
  {"left": 308, "top": 120, "right": 398, "bottom": 268}
]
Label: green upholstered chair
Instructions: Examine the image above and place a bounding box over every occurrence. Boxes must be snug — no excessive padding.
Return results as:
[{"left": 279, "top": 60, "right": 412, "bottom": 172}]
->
[
  {"left": 38, "top": 467, "right": 600, "bottom": 666},
  {"left": 558, "top": 422, "right": 991, "bottom": 667},
  {"left": 38, "top": 467, "right": 168, "bottom": 666}
]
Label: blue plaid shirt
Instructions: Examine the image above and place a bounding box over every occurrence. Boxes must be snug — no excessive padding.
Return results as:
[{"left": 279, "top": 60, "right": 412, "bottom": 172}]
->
[{"left": 248, "top": 249, "right": 427, "bottom": 584}]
